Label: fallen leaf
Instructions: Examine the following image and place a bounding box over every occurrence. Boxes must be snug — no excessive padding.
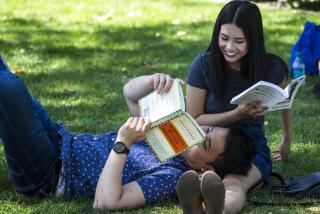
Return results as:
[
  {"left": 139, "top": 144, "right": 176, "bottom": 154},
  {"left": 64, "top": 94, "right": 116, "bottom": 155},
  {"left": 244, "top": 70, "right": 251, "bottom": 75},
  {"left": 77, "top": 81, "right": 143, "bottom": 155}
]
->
[
  {"left": 143, "top": 64, "right": 159, "bottom": 72},
  {"left": 11, "top": 67, "right": 25, "bottom": 74},
  {"left": 171, "top": 19, "right": 180, "bottom": 25},
  {"left": 93, "top": 12, "right": 113, "bottom": 22},
  {"left": 176, "top": 31, "right": 187, "bottom": 37},
  {"left": 63, "top": 88, "right": 77, "bottom": 95},
  {"left": 307, "top": 207, "right": 320, "bottom": 212}
]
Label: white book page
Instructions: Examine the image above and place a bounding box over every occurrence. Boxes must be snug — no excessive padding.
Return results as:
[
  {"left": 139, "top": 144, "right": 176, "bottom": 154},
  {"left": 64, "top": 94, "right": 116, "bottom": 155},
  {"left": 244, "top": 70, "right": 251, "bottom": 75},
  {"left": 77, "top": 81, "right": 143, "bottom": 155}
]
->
[
  {"left": 269, "top": 99, "right": 291, "bottom": 111},
  {"left": 231, "top": 81, "right": 287, "bottom": 110},
  {"left": 152, "top": 110, "right": 182, "bottom": 128},
  {"left": 271, "top": 75, "right": 305, "bottom": 111},
  {"left": 284, "top": 75, "right": 305, "bottom": 102},
  {"left": 139, "top": 79, "right": 184, "bottom": 122}
]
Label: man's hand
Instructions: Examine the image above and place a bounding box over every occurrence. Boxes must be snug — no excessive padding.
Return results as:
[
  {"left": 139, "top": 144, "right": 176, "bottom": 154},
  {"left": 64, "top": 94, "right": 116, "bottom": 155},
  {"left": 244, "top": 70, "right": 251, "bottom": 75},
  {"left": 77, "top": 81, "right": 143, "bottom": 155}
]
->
[
  {"left": 124, "top": 73, "right": 183, "bottom": 117},
  {"left": 151, "top": 73, "right": 184, "bottom": 94},
  {"left": 116, "top": 117, "right": 151, "bottom": 148},
  {"left": 236, "top": 100, "right": 268, "bottom": 118}
]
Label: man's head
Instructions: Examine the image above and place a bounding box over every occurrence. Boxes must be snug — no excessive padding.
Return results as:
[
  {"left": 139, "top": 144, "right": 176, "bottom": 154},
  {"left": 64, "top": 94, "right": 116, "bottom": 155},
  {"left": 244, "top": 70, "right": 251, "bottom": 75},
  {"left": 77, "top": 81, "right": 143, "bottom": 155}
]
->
[{"left": 182, "top": 124, "right": 256, "bottom": 178}]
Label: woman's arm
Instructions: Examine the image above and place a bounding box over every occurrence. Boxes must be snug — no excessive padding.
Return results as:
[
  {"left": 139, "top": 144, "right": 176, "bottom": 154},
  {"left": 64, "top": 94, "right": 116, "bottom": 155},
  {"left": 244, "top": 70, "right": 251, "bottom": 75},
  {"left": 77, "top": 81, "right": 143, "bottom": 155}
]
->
[
  {"left": 273, "top": 79, "right": 292, "bottom": 161},
  {"left": 93, "top": 117, "right": 151, "bottom": 210},
  {"left": 186, "top": 85, "right": 267, "bottom": 126}
]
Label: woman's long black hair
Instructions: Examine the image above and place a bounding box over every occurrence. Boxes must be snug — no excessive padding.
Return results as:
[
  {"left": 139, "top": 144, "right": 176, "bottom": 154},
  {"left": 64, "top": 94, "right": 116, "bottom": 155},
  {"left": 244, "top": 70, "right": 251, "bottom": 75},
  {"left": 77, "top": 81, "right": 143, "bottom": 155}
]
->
[{"left": 207, "top": 0, "right": 267, "bottom": 98}]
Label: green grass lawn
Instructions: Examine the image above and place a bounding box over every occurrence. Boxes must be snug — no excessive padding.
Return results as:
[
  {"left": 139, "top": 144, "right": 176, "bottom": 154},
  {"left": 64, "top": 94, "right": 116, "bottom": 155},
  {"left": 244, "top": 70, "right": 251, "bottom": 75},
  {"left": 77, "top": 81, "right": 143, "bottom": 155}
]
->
[{"left": 0, "top": 0, "right": 320, "bottom": 213}]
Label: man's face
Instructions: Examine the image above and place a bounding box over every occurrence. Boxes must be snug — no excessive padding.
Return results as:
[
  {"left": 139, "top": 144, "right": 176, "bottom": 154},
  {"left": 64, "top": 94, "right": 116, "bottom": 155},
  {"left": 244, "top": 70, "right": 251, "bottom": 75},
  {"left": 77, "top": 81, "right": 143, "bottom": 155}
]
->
[{"left": 182, "top": 126, "right": 228, "bottom": 171}]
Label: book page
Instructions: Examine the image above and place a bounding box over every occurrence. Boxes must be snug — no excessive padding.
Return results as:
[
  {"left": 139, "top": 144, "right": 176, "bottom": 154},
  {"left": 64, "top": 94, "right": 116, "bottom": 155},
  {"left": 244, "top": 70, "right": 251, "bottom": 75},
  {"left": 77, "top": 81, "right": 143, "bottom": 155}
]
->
[
  {"left": 284, "top": 75, "right": 305, "bottom": 102},
  {"left": 269, "top": 99, "right": 291, "bottom": 111},
  {"left": 145, "top": 112, "right": 205, "bottom": 162},
  {"left": 271, "top": 75, "right": 305, "bottom": 111},
  {"left": 139, "top": 79, "right": 184, "bottom": 122},
  {"left": 230, "top": 81, "right": 287, "bottom": 110}
]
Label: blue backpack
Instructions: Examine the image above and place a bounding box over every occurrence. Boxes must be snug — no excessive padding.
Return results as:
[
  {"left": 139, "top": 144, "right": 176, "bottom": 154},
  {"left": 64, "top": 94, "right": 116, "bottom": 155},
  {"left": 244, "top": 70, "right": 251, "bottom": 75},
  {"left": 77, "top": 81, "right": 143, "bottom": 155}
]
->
[
  {"left": 0, "top": 54, "right": 10, "bottom": 72},
  {"left": 290, "top": 21, "right": 320, "bottom": 76}
]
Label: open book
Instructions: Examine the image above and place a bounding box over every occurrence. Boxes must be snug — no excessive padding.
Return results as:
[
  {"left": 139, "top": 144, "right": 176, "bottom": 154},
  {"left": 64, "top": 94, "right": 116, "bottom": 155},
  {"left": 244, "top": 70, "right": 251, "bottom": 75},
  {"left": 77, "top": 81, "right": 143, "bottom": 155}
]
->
[
  {"left": 230, "top": 76, "right": 305, "bottom": 111},
  {"left": 139, "top": 79, "right": 205, "bottom": 162}
]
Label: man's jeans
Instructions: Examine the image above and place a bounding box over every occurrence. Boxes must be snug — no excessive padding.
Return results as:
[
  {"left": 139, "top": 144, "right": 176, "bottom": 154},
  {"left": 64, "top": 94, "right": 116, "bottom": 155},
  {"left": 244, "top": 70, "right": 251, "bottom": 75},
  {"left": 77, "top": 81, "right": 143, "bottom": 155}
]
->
[{"left": 0, "top": 68, "right": 60, "bottom": 197}]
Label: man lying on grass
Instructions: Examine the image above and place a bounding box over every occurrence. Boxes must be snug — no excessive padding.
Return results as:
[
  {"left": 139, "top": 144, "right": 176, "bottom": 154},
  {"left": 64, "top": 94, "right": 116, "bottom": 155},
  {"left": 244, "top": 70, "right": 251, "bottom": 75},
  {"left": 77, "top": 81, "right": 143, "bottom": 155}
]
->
[{"left": 0, "top": 56, "right": 255, "bottom": 210}]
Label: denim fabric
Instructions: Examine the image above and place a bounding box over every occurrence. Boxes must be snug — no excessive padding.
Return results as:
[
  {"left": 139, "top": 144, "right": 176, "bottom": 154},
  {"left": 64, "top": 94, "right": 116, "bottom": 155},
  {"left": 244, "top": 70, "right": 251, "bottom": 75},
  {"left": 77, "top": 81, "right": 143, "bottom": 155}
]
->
[
  {"left": 0, "top": 69, "right": 60, "bottom": 197},
  {"left": 242, "top": 123, "right": 271, "bottom": 183}
]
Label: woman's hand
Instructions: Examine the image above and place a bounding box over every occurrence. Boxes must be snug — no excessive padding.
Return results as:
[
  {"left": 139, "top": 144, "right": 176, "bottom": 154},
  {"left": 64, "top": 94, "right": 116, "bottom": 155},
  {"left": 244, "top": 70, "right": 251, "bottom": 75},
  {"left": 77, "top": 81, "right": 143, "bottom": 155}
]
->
[
  {"left": 272, "top": 138, "right": 291, "bottom": 161},
  {"left": 236, "top": 100, "right": 268, "bottom": 118},
  {"left": 116, "top": 117, "right": 151, "bottom": 148}
]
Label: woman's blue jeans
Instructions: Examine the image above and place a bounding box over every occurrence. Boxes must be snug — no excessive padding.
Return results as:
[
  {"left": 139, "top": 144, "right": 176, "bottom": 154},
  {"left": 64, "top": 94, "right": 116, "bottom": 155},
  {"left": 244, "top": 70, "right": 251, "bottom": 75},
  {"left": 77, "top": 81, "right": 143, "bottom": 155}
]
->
[{"left": 0, "top": 69, "right": 60, "bottom": 197}]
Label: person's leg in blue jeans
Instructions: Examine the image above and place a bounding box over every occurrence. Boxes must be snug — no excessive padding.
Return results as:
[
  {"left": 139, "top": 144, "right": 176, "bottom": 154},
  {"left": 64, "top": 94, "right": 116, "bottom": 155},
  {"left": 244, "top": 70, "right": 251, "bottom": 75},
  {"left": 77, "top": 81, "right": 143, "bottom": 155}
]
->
[{"left": 0, "top": 70, "right": 60, "bottom": 197}]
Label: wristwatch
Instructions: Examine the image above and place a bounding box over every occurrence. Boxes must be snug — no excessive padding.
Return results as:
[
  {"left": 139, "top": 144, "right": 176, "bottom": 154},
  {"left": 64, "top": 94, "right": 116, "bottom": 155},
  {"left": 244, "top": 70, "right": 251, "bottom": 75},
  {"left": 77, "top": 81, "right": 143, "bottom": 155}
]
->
[{"left": 113, "top": 141, "right": 130, "bottom": 155}]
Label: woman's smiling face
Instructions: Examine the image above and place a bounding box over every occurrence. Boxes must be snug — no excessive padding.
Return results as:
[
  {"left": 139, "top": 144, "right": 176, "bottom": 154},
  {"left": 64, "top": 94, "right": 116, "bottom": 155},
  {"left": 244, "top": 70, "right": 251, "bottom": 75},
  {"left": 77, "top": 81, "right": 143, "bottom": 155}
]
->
[{"left": 218, "top": 23, "right": 248, "bottom": 70}]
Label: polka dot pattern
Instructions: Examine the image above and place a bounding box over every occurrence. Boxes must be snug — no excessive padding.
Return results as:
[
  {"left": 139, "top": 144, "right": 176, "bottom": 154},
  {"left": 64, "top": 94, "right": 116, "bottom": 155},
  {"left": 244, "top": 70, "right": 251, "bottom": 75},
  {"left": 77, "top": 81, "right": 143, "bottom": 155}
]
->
[{"left": 57, "top": 125, "right": 191, "bottom": 204}]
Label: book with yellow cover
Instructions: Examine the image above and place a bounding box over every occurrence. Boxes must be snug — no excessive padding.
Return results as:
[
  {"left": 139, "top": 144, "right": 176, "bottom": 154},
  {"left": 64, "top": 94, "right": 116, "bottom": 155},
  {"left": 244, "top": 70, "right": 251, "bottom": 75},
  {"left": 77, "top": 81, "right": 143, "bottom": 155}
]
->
[{"left": 139, "top": 79, "right": 205, "bottom": 162}]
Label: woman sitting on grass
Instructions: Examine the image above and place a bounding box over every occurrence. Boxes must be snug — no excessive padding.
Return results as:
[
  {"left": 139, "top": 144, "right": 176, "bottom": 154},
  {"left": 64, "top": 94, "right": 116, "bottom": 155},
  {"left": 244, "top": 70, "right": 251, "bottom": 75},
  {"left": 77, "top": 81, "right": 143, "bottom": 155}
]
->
[
  {"left": 177, "top": 1, "right": 291, "bottom": 213},
  {"left": 0, "top": 56, "right": 255, "bottom": 210}
]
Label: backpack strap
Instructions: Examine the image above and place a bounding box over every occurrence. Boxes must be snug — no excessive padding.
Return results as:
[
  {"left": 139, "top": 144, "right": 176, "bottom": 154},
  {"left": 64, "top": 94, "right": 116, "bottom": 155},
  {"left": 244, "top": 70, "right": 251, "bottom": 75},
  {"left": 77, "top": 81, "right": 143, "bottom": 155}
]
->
[
  {"left": 248, "top": 199, "right": 319, "bottom": 207},
  {"left": 269, "top": 172, "right": 285, "bottom": 184},
  {"left": 265, "top": 172, "right": 286, "bottom": 190},
  {"left": 246, "top": 172, "right": 286, "bottom": 194}
]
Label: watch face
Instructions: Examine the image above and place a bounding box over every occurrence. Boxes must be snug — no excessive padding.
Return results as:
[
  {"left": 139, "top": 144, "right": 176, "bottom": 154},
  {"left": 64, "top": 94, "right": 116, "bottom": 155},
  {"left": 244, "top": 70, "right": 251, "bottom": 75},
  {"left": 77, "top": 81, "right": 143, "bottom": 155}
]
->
[
  {"left": 113, "top": 141, "right": 129, "bottom": 154},
  {"left": 113, "top": 142, "right": 125, "bottom": 153}
]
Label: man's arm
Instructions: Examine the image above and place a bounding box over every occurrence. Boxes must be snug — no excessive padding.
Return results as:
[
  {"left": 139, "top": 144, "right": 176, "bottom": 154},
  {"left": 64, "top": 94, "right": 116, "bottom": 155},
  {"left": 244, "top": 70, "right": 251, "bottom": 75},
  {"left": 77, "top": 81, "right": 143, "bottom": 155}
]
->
[
  {"left": 123, "top": 73, "right": 174, "bottom": 116},
  {"left": 93, "top": 117, "right": 151, "bottom": 210},
  {"left": 93, "top": 73, "right": 175, "bottom": 210}
]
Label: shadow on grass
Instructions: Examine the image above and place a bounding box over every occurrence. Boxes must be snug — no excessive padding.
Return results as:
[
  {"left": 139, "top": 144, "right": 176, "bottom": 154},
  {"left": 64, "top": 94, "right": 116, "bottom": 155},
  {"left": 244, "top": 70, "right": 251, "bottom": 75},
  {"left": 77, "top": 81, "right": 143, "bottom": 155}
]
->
[
  {"left": 1, "top": 14, "right": 305, "bottom": 92},
  {"left": 0, "top": 9, "right": 319, "bottom": 214},
  {"left": 1, "top": 17, "right": 214, "bottom": 131}
]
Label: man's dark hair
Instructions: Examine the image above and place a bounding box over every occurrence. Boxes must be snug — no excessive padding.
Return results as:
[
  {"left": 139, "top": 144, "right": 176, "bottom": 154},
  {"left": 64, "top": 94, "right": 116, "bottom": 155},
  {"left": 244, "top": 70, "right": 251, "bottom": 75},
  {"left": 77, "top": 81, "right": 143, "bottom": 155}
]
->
[
  {"left": 209, "top": 124, "right": 256, "bottom": 178},
  {"left": 207, "top": 0, "right": 267, "bottom": 99}
]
